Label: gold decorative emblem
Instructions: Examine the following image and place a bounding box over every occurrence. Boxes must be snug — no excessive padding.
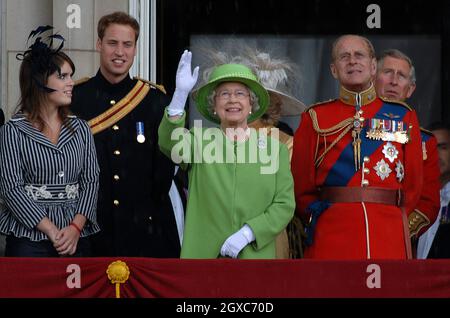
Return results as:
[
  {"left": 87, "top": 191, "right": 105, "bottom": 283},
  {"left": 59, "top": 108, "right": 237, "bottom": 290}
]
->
[
  {"left": 107, "top": 260, "right": 130, "bottom": 298},
  {"left": 351, "top": 110, "right": 365, "bottom": 171},
  {"left": 382, "top": 112, "right": 400, "bottom": 119}
]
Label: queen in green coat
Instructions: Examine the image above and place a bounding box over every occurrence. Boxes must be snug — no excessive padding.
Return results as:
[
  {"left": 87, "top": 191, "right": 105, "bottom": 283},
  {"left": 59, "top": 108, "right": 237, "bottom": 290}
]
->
[{"left": 158, "top": 50, "right": 295, "bottom": 259}]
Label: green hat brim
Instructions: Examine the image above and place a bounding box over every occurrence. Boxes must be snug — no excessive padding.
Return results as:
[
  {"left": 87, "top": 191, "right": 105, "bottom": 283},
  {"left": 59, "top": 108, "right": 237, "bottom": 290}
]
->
[{"left": 195, "top": 76, "right": 269, "bottom": 124}]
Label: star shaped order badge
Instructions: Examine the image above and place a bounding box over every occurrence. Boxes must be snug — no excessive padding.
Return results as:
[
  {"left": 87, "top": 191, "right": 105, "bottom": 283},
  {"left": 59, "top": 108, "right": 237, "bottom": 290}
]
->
[
  {"left": 374, "top": 159, "right": 392, "bottom": 181},
  {"left": 382, "top": 142, "right": 399, "bottom": 163},
  {"left": 395, "top": 161, "right": 404, "bottom": 182}
]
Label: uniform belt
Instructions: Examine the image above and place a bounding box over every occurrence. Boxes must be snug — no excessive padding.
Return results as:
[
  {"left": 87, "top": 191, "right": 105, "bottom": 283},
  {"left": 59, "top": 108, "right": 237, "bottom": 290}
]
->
[
  {"left": 319, "top": 186, "right": 411, "bottom": 259},
  {"left": 319, "top": 187, "right": 403, "bottom": 206}
]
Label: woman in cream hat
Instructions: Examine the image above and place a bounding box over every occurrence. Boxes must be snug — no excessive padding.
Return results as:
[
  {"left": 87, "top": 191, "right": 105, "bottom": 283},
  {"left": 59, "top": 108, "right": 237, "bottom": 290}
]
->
[
  {"left": 245, "top": 50, "right": 306, "bottom": 259},
  {"left": 158, "top": 50, "right": 294, "bottom": 259}
]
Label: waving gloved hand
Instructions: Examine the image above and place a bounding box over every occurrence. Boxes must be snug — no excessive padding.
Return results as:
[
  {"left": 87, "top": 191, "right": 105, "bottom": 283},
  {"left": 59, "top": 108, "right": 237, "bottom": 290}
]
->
[
  {"left": 220, "top": 224, "right": 255, "bottom": 259},
  {"left": 167, "top": 50, "right": 199, "bottom": 116}
]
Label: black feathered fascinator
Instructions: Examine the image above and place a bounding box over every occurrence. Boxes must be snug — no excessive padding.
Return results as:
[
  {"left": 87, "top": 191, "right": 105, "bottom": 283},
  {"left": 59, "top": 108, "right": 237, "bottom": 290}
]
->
[{"left": 16, "top": 25, "right": 66, "bottom": 93}]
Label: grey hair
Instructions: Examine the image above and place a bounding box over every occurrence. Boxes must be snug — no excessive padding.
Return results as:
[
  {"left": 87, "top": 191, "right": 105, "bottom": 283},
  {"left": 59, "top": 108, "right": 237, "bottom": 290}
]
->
[
  {"left": 331, "top": 34, "right": 376, "bottom": 62},
  {"left": 206, "top": 86, "right": 260, "bottom": 118},
  {"left": 377, "top": 49, "right": 416, "bottom": 84}
]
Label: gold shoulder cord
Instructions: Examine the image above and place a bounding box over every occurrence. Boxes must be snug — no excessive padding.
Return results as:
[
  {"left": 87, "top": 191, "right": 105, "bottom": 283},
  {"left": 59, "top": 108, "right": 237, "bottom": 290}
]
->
[
  {"left": 309, "top": 108, "right": 354, "bottom": 168},
  {"left": 88, "top": 80, "right": 150, "bottom": 135}
]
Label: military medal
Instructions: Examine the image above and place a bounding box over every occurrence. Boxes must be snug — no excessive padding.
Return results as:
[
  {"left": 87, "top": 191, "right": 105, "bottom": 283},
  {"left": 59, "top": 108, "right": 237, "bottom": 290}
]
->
[
  {"left": 366, "top": 118, "right": 409, "bottom": 144},
  {"left": 374, "top": 159, "right": 392, "bottom": 181},
  {"left": 351, "top": 94, "right": 365, "bottom": 171},
  {"left": 394, "top": 131, "right": 409, "bottom": 144},
  {"left": 395, "top": 161, "right": 404, "bottom": 182},
  {"left": 382, "top": 142, "right": 398, "bottom": 163},
  {"left": 136, "top": 121, "right": 145, "bottom": 143}
]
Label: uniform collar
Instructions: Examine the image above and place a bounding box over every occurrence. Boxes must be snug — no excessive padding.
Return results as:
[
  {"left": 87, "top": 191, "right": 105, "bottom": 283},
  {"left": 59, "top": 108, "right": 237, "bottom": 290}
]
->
[
  {"left": 95, "top": 70, "right": 134, "bottom": 94},
  {"left": 339, "top": 83, "right": 376, "bottom": 107}
]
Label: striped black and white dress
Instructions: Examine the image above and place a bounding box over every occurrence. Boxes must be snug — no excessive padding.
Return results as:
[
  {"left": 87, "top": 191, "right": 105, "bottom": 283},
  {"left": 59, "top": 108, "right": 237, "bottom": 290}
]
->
[{"left": 0, "top": 113, "right": 100, "bottom": 241}]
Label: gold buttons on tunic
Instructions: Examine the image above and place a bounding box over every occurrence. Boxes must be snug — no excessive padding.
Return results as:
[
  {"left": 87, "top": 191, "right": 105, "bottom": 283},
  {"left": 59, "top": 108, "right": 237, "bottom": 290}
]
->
[
  {"left": 114, "top": 150, "right": 121, "bottom": 156},
  {"left": 113, "top": 200, "right": 120, "bottom": 206},
  {"left": 112, "top": 125, "right": 119, "bottom": 131},
  {"left": 113, "top": 175, "right": 120, "bottom": 181},
  {"left": 110, "top": 100, "right": 116, "bottom": 105}
]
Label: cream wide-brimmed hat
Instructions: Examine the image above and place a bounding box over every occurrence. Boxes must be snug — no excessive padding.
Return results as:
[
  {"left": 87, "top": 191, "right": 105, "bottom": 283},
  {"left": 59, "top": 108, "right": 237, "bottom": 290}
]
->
[{"left": 246, "top": 52, "right": 305, "bottom": 116}]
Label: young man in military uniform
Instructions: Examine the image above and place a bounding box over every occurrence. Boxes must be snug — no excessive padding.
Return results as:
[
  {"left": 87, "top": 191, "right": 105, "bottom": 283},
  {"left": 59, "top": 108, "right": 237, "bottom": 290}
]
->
[
  {"left": 71, "top": 12, "right": 180, "bottom": 257},
  {"left": 292, "top": 35, "right": 423, "bottom": 259},
  {"left": 375, "top": 49, "right": 440, "bottom": 247}
]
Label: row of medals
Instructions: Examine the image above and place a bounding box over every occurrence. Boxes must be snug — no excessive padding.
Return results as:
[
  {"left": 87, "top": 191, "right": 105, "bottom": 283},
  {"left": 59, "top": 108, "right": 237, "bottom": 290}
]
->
[{"left": 352, "top": 109, "right": 407, "bottom": 182}]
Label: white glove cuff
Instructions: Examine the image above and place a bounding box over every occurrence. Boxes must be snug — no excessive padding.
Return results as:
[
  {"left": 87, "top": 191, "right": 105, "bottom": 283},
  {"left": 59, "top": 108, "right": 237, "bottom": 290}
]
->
[
  {"left": 241, "top": 224, "right": 255, "bottom": 243},
  {"left": 167, "top": 108, "right": 185, "bottom": 116},
  {"left": 167, "top": 89, "right": 190, "bottom": 116}
]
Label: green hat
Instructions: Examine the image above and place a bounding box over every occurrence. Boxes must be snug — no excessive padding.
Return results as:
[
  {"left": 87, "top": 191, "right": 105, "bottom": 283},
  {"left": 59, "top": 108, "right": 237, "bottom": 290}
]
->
[{"left": 195, "top": 63, "right": 269, "bottom": 124}]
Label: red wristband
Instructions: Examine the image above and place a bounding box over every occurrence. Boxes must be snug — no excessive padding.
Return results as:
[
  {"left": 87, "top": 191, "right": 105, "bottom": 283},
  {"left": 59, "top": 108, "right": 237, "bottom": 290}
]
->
[{"left": 70, "top": 222, "right": 82, "bottom": 234}]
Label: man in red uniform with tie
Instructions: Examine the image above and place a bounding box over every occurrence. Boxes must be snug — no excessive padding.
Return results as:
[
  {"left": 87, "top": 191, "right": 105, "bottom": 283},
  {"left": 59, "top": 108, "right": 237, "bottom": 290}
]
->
[
  {"left": 292, "top": 35, "right": 423, "bottom": 259},
  {"left": 375, "top": 49, "right": 440, "bottom": 244}
]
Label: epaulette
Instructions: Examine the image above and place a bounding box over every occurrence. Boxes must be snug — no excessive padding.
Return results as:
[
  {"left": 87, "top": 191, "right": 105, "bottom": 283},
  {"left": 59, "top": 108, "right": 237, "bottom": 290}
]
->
[
  {"left": 420, "top": 127, "right": 434, "bottom": 136},
  {"left": 74, "top": 77, "right": 90, "bottom": 86},
  {"left": 379, "top": 96, "right": 413, "bottom": 111},
  {"left": 133, "top": 76, "right": 167, "bottom": 95},
  {"left": 303, "top": 99, "right": 336, "bottom": 113}
]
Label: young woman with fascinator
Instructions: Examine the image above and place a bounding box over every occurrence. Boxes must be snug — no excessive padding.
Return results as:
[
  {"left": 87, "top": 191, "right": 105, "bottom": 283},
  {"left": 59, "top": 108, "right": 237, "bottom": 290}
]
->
[{"left": 0, "top": 26, "right": 99, "bottom": 257}]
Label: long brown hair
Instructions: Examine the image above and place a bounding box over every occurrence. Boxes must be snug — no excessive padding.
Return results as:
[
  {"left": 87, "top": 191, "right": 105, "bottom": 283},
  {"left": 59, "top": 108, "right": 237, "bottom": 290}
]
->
[{"left": 17, "top": 51, "right": 75, "bottom": 131}]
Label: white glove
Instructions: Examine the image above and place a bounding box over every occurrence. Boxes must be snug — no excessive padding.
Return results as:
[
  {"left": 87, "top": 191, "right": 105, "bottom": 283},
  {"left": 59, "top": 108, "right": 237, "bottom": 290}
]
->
[
  {"left": 167, "top": 50, "right": 199, "bottom": 116},
  {"left": 220, "top": 224, "right": 255, "bottom": 259}
]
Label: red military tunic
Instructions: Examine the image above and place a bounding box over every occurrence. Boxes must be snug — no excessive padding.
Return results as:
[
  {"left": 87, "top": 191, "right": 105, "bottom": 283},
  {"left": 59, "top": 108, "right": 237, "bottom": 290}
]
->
[
  {"left": 292, "top": 85, "right": 423, "bottom": 259},
  {"left": 409, "top": 129, "right": 440, "bottom": 237}
]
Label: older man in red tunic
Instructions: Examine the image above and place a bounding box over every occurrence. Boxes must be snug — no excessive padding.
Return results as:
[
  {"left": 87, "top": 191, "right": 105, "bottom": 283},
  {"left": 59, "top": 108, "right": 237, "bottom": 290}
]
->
[
  {"left": 292, "top": 35, "right": 423, "bottom": 259},
  {"left": 375, "top": 49, "right": 440, "bottom": 242}
]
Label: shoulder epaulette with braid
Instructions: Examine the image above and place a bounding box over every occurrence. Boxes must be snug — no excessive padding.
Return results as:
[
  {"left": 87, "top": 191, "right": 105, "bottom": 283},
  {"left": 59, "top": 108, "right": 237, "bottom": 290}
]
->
[
  {"left": 74, "top": 77, "right": 90, "bottom": 86},
  {"left": 133, "top": 76, "right": 167, "bottom": 95},
  {"left": 303, "top": 99, "right": 336, "bottom": 113},
  {"left": 379, "top": 96, "right": 413, "bottom": 111}
]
